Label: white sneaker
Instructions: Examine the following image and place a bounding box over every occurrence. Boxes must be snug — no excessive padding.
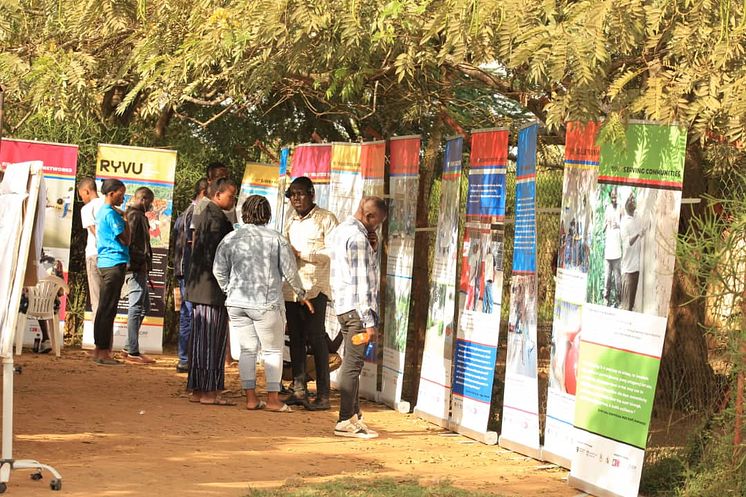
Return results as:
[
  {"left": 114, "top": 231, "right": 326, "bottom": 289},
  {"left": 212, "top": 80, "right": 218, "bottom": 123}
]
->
[{"left": 334, "top": 414, "right": 378, "bottom": 439}]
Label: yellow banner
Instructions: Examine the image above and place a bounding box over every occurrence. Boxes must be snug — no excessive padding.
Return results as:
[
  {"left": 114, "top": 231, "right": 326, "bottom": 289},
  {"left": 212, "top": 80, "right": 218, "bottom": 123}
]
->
[
  {"left": 331, "top": 143, "right": 361, "bottom": 172},
  {"left": 96, "top": 144, "right": 177, "bottom": 182}
]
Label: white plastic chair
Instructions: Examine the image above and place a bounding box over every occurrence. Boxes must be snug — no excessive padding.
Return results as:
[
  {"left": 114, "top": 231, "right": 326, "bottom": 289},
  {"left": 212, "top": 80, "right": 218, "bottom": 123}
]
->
[{"left": 15, "top": 275, "right": 69, "bottom": 357}]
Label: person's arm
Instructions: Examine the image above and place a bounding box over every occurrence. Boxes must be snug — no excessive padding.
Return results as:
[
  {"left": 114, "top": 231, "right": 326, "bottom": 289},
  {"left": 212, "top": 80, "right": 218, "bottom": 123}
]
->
[
  {"left": 109, "top": 209, "right": 130, "bottom": 246},
  {"left": 212, "top": 236, "right": 232, "bottom": 293},
  {"left": 348, "top": 234, "right": 378, "bottom": 334}
]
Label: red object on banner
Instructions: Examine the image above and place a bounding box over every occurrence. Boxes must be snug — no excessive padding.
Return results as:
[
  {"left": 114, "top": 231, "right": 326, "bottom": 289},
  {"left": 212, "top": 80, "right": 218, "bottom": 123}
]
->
[
  {"left": 470, "top": 129, "right": 509, "bottom": 167},
  {"left": 360, "top": 141, "right": 385, "bottom": 179},
  {"left": 290, "top": 143, "right": 331, "bottom": 183},
  {"left": 389, "top": 136, "right": 421, "bottom": 175},
  {"left": 564, "top": 121, "right": 601, "bottom": 164}
]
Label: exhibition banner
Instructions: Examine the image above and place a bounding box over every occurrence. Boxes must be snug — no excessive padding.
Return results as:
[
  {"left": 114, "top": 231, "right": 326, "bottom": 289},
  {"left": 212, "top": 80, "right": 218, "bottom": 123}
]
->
[
  {"left": 500, "top": 123, "right": 541, "bottom": 458},
  {"left": 451, "top": 128, "right": 508, "bottom": 444},
  {"left": 569, "top": 122, "right": 686, "bottom": 497},
  {"left": 290, "top": 143, "right": 332, "bottom": 209},
  {"left": 542, "top": 121, "right": 601, "bottom": 467},
  {"left": 329, "top": 142, "right": 363, "bottom": 219},
  {"left": 359, "top": 140, "right": 386, "bottom": 401},
  {"left": 82, "top": 144, "right": 177, "bottom": 354},
  {"left": 0, "top": 138, "right": 78, "bottom": 344},
  {"left": 414, "top": 137, "right": 463, "bottom": 427},
  {"left": 381, "top": 135, "right": 420, "bottom": 412},
  {"left": 275, "top": 148, "right": 290, "bottom": 232},
  {"left": 237, "top": 162, "right": 281, "bottom": 230}
]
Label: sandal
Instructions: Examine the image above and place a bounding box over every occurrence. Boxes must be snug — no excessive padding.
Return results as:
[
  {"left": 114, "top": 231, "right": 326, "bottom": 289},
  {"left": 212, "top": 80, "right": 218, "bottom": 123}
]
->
[
  {"left": 200, "top": 398, "right": 236, "bottom": 406},
  {"left": 246, "top": 400, "right": 266, "bottom": 411},
  {"left": 266, "top": 403, "right": 293, "bottom": 413}
]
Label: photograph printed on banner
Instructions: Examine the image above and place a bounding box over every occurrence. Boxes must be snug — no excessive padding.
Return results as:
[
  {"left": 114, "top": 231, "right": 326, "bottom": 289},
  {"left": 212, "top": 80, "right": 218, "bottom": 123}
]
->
[
  {"left": 557, "top": 167, "right": 596, "bottom": 272},
  {"left": 43, "top": 177, "right": 75, "bottom": 248},
  {"left": 459, "top": 229, "right": 504, "bottom": 315},
  {"left": 506, "top": 275, "right": 537, "bottom": 378},
  {"left": 100, "top": 180, "right": 174, "bottom": 249},
  {"left": 586, "top": 184, "right": 681, "bottom": 317},
  {"left": 549, "top": 300, "right": 582, "bottom": 395}
]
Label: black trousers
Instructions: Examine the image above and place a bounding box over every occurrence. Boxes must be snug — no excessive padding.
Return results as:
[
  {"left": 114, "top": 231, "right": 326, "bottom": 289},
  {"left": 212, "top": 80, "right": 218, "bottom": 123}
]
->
[
  {"left": 336, "top": 310, "right": 367, "bottom": 422},
  {"left": 285, "top": 293, "right": 329, "bottom": 397},
  {"left": 93, "top": 264, "right": 126, "bottom": 350}
]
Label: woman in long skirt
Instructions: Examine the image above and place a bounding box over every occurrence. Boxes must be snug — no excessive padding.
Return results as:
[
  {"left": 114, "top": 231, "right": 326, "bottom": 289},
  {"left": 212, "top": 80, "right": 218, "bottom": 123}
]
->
[{"left": 184, "top": 178, "right": 237, "bottom": 405}]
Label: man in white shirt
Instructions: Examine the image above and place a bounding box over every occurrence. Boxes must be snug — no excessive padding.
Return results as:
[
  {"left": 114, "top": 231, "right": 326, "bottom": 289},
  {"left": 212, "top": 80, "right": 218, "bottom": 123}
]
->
[
  {"left": 603, "top": 187, "right": 622, "bottom": 307},
  {"left": 620, "top": 193, "right": 646, "bottom": 311},
  {"left": 282, "top": 177, "right": 338, "bottom": 410},
  {"left": 78, "top": 177, "right": 105, "bottom": 319}
]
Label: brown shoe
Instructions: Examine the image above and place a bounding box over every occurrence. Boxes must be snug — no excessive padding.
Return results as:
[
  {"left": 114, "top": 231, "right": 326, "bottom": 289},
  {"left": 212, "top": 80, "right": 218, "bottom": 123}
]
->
[{"left": 125, "top": 354, "right": 156, "bottom": 364}]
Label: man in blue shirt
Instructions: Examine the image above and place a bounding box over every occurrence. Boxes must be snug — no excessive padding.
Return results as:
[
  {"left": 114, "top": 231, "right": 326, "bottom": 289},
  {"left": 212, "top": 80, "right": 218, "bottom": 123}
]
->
[{"left": 94, "top": 178, "right": 130, "bottom": 366}]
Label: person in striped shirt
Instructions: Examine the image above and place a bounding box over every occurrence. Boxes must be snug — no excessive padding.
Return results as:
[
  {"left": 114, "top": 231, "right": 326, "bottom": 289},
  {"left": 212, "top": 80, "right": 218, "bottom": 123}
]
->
[{"left": 329, "top": 196, "right": 387, "bottom": 439}]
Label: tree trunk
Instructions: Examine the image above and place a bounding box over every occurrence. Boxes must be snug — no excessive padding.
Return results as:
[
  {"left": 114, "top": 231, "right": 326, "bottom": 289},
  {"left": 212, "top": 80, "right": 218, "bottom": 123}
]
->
[
  {"left": 402, "top": 126, "right": 444, "bottom": 405},
  {"left": 657, "top": 141, "right": 717, "bottom": 411}
]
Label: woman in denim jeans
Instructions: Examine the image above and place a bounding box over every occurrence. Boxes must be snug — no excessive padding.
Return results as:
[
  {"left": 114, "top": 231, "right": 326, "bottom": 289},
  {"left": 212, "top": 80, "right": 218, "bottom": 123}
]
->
[{"left": 213, "top": 195, "right": 314, "bottom": 412}]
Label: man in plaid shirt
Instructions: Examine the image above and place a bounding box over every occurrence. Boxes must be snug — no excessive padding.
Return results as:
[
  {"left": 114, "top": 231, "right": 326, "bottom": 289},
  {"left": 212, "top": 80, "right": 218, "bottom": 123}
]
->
[{"left": 329, "top": 196, "right": 387, "bottom": 439}]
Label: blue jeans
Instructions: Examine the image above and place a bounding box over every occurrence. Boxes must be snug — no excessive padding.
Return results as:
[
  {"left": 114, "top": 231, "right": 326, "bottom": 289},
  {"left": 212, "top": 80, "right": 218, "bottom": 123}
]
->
[
  {"left": 178, "top": 278, "right": 193, "bottom": 365},
  {"left": 482, "top": 281, "right": 494, "bottom": 314},
  {"left": 125, "top": 271, "right": 150, "bottom": 355}
]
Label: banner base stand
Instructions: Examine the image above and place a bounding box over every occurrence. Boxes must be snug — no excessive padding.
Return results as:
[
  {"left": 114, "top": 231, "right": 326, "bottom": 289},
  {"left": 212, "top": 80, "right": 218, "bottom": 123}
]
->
[
  {"left": 413, "top": 408, "right": 449, "bottom": 430},
  {"left": 498, "top": 436, "right": 542, "bottom": 460},
  {"left": 395, "top": 401, "right": 410, "bottom": 414},
  {"left": 448, "top": 423, "right": 498, "bottom": 445},
  {"left": 540, "top": 448, "right": 571, "bottom": 469},
  {"left": 568, "top": 475, "right": 636, "bottom": 497}
]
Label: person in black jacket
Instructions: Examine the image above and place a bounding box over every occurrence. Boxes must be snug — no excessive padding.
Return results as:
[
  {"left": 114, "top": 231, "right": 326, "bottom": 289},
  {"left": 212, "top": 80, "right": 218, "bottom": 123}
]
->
[
  {"left": 124, "top": 187, "right": 156, "bottom": 365},
  {"left": 184, "top": 178, "right": 237, "bottom": 405},
  {"left": 172, "top": 177, "right": 208, "bottom": 372}
]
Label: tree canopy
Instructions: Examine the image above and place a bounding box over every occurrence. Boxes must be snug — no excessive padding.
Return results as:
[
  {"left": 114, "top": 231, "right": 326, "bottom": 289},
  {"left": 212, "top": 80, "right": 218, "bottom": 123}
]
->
[{"left": 1, "top": 0, "right": 744, "bottom": 146}]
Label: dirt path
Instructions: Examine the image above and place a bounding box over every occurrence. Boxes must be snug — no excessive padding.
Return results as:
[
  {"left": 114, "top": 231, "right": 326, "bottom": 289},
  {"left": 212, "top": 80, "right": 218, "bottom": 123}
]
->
[{"left": 2, "top": 350, "right": 575, "bottom": 496}]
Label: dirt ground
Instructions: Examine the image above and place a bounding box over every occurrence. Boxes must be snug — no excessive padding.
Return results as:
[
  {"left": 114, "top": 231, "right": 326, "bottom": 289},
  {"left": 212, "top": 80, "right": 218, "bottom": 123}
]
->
[{"left": 1, "top": 349, "right": 577, "bottom": 497}]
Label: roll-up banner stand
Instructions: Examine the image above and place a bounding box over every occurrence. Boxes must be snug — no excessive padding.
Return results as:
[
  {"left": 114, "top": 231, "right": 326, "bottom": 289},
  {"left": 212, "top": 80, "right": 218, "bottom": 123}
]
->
[
  {"left": 289, "top": 143, "right": 332, "bottom": 210},
  {"left": 568, "top": 121, "right": 686, "bottom": 497},
  {"left": 0, "top": 139, "right": 78, "bottom": 347},
  {"left": 359, "top": 141, "right": 386, "bottom": 401},
  {"left": 380, "top": 136, "right": 421, "bottom": 413},
  {"left": 542, "top": 121, "right": 602, "bottom": 467},
  {"left": 82, "top": 144, "right": 177, "bottom": 354},
  {"left": 449, "top": 128, "right": 508, "bottom": 445},
  {"left": 499, "top": 122, "right": 541, "bottom": 459},
  {"left": 414, "top": 137, "right": 464, "bottom": 428},
  {"left": 237, "top": 162, "right": 281, "bottom": 230}
]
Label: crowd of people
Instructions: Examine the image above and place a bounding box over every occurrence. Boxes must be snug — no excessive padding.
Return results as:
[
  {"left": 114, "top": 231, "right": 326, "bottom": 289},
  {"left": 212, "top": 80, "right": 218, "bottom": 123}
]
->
[{"left": 78, "top": 162, "right": 387, "bottom": 438}]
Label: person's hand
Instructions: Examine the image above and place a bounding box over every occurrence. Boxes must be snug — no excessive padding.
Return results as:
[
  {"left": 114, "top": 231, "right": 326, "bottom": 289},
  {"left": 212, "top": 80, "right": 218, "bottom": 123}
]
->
[
  {"left": 367, "top": 230, "right": 378, "bottom": 251},
  {"left": 364, "top": 327, "right": 376, "bottom": 341},
  {"left": 301, "top": 298, "right": 315, "bottom": 314}
]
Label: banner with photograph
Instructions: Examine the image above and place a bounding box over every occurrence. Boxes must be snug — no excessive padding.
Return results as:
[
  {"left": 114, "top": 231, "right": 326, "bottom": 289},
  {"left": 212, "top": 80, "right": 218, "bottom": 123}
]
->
[
  {"left": 450, "top": 128, "right": 508, "bottom": 444},
  {"left": 275, "top": 148, "right": 290, "bottom": 233},
  {"left": 381, "top": 136, "right": 420, "bottom": 412},
  {"left": 0, "top": 138, "right": 78, "bottom": 345},
  {"left": 542, "top": 121, "right": 601, "bottom": 467},
  {"left": 82, "top": 144, "right": 177, "bottom": 354},
  {"left": 290, "top": 143, "right": 332, "bottom": 209},
  {"left": 500, "top": 123, "right": 541, "bottom": 458},
  {"left": 238, "top": 162, "right": 281, "bottom": 229},
  {"left": 358, "top": 140, "right": 386, "bottom": 401},
  {"left": 414, "top": 137, "right": 463, "bottom": 427},
  {"left": 569, "top": 122, "right": 686, "bottom": 497}
]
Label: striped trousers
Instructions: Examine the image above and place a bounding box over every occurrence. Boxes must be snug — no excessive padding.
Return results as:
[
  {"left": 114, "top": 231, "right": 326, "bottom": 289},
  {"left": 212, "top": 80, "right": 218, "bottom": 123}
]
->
[{"left": 187, "top": 304, "right": 229, "bottom": 393}]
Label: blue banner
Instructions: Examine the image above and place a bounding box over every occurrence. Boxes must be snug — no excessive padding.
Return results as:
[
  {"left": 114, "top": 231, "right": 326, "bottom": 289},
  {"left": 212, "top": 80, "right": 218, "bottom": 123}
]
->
[{"left": 513, "top": 124, "right": 538, "bottom": 274}]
